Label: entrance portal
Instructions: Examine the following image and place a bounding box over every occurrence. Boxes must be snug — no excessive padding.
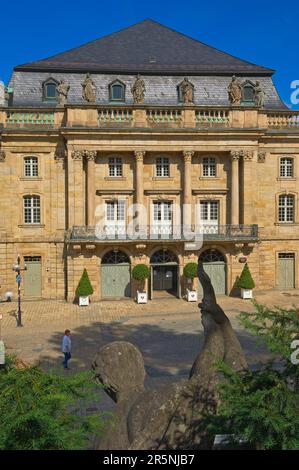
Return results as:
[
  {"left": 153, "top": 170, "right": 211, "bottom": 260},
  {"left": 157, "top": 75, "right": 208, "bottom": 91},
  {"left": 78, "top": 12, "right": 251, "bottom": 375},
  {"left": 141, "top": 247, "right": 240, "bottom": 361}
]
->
[{"left": 150, "top": 249, "right": 179, "bottom": 298}]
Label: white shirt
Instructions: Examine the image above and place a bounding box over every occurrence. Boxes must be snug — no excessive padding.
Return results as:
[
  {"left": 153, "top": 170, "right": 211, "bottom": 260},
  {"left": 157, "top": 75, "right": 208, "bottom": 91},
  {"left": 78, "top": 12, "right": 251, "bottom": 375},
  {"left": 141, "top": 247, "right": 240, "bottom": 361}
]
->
[{"left": 62, "top": 335, "right": 71, "bottom": 353}]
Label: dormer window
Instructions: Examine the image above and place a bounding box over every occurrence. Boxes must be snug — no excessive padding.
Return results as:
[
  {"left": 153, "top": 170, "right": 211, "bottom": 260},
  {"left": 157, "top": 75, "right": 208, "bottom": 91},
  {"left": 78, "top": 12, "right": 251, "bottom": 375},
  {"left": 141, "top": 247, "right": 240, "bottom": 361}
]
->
[
  {"left": 43, "top": 79, "right": 58, "bottom": 101},
  {"left": 109, "top": 80, "right": 125, "bottom": 102},
  {"left": 241, "top": 81, "right": 255, "bottom": 106}
]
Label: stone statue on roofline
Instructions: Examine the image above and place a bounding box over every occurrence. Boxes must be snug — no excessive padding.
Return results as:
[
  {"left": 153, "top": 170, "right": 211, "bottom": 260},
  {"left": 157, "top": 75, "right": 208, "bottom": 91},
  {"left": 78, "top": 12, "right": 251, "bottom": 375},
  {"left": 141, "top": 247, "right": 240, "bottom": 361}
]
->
[
  {"left": 56, "top": 80, "right": 70, "bottom": 106},
  {"left": 82, "top": 73, "right": 96, "bottom": 103},
  {"left": 180, "top": 77, "right": 194, "bottom": 105},
  {"left": 228, "top": 75, "right": 242, "bottom": 105},
  {"left": 0, "top": 81, "right": 5, "bottom": 106},
  {"left": 131, "top": 74, "right": 146, "bottom": 104},
  {"left": 254, "top": 81, "right": 265, "bottom": 108}
]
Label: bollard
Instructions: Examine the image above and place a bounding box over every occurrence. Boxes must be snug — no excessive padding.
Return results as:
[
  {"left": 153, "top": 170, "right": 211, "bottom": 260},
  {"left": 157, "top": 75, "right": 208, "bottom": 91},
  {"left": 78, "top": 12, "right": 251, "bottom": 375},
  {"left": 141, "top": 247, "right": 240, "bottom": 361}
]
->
[{"left": 0, "top": 340, "right": 5, "bottom": 366}]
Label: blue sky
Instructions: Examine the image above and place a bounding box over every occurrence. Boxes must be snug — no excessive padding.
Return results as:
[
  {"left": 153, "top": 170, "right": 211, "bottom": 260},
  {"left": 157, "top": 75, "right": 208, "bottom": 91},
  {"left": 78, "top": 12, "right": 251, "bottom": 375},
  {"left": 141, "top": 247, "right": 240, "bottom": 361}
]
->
[{"left": 1, "top": 0, "right": 298, "bottom": 108}]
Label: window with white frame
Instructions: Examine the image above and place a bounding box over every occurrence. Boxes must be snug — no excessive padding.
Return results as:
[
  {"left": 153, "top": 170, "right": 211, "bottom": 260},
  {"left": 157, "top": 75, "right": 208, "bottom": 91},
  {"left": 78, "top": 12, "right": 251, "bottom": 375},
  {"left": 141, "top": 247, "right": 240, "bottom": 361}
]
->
[
  {"left": 108, "top": 157, "right": 122, "bottom": 177},
  {"left": 153, "top": 201, "right": 172, "bottom": 223},
  {"left": 280, "top": 157, "right": 294, "bottom": 178},
  {"left": 200, "top": 201, "right": 219, "bottom": 223},
  {"left": 202, "top": 157, "right": 216, "bottom": 177},
  {"left": 156, "top": 157, "right": 169, "bottom": 177},
  {"left": 23, "top": 195, "right": 41, "bottom": 224},
  {"left": 24, "top": 156, "right": 38, "bottom": 177},
  {"left": 105, "top": 200, "right": 125, "bottom": 223},
  {"left": 278, "top": 194, "right": 295, "bottom": 223}
]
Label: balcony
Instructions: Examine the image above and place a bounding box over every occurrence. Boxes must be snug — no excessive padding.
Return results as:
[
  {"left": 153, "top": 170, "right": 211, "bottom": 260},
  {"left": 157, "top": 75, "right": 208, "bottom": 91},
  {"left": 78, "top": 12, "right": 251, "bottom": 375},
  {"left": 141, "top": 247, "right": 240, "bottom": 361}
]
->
[{"left": 67, "top": 224, "right": 259, "bottom": 243}]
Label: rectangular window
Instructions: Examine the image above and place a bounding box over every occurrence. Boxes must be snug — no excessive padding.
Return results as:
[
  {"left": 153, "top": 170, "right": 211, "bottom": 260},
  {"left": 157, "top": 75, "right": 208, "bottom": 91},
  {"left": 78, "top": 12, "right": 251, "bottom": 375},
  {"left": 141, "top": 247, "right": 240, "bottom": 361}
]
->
[
  {"left": 109, "top": 157, "right": 122, "bottom": 177},
  {"left": 156, "top": 157, "right": 170, "bottom": 177},
  {"left": 24, "top": 196, "right": 41, "bottom": 224},
  {"left": 280, "top": 158, "right": 294, "bottom": 178},
  {"left": 153, "top": 201, "right": 172, "bottom": 222},
  {"left": 200, "top": 201, "right": 219, "bottom": 221},
  {"left": 24, "top": 157, "right": 38, "bottom": 177},
  {"left": 203, "top": 157, "right": 216, "bottom": 177},
  {"left": 106, "top": 200, "right": 125, "bottom": 222},
  {"left": 279, "top": 195, "right": 294, "bottom": 222}
]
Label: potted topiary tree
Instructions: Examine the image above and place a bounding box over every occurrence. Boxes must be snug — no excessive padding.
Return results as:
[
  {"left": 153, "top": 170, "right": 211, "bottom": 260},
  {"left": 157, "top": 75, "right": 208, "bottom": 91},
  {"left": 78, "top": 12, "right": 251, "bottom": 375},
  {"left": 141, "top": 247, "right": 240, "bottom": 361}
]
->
[
  {"left": 183, "top": 262, "right": 198, "bottom": 302},
  {"left": 237, "top": 263, "right": 255, "bottom": 299},
  {"left": 132, "top": 264, "right": 150, "bottom": 304},
  {"left": 76, "top": 268, "right": 94, "bottom": 306}
]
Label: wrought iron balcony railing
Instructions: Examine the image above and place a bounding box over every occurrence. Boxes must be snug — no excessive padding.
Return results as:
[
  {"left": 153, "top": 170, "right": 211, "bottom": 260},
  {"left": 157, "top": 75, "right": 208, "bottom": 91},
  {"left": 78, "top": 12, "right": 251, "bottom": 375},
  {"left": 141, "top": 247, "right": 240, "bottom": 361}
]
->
[{"left": 67, "top": 224, "right": 259, "bottom": 242}]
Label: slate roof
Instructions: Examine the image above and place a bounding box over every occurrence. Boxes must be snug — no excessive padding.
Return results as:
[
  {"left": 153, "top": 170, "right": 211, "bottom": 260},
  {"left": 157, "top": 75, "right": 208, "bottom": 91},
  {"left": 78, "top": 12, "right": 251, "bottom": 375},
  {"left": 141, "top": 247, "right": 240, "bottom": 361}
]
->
[
  {"left": 14, "top": 19, "right": 274, "bottom": 75},
  {"left": 10, "top": 72, "right": 286, "bottom": 109}
]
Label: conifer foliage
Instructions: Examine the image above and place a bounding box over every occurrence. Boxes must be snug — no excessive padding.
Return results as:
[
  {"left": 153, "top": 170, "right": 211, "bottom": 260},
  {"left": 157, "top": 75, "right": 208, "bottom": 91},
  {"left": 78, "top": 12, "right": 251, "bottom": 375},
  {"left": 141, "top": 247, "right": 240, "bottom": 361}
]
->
[
  {"left": 237, "top": 263, "right": 255, "bottom": 289},
  {"left": 75, "top": 268, "right": 94, "bottom": 297}
]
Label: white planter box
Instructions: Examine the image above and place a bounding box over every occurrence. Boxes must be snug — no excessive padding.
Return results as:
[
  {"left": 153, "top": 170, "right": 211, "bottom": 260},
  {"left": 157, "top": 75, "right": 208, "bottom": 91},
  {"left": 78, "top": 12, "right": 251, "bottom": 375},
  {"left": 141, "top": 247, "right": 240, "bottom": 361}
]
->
[
  {"left": 241, "top": 288, "right": 253, "bottom": 299},
  {"left": 79, "top": 296, "right": 90, "bottom": 306},
  {"left": 187, "top": 289, "right": 198, "bottom": 302},
  {"left": 137, "top": 291, "right": 148, "bottom": 304}
]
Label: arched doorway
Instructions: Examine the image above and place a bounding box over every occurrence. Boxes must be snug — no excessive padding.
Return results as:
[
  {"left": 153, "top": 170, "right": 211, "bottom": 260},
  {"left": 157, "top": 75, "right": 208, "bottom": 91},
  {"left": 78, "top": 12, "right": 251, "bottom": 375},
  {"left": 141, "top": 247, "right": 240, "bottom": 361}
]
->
[
  {"left": 101, "top": 250, "right": 131, "bottom": 299},
  {"left": 150, "top": 249, "right": 179, "bottom": 298},
  {"left": 198, "top": 249, "right": 226, "bottom": 296}
]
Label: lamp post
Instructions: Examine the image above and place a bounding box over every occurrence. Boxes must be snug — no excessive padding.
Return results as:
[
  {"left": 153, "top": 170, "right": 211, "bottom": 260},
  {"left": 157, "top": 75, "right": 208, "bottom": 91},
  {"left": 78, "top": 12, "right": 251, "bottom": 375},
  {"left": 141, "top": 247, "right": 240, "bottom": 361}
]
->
[{"left": 12, "top": 255, "right": 27, "bottom": 327}]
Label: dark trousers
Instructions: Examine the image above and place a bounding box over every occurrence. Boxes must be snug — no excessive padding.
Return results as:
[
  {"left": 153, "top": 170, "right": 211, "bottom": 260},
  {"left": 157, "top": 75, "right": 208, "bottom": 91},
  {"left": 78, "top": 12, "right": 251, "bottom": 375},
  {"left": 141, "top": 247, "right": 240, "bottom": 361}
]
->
[{"left": 63, "top": 352, "right": 71, "bottom": 368}]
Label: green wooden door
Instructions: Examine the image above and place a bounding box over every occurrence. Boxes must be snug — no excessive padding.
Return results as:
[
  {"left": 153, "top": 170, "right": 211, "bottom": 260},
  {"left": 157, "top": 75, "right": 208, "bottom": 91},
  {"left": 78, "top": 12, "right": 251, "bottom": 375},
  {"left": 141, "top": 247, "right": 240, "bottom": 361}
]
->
[
  {"left": 24, "top": 257, "right": 42, "bottom": 297},
  {"left": 198, "top": 261, "right": 226, "bottom": 296},
  {"left": 101, "top": 264, "right": 131, "bottom": 298},
  {"left": 278, "top": 254, "right": 295, "bottom": 289}
]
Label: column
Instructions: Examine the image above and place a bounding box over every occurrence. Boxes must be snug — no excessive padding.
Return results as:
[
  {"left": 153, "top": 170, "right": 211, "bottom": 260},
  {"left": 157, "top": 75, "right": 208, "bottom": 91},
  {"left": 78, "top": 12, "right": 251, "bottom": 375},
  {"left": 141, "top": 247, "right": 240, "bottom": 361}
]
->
[
  {"left": 134, "top": 151, "right": 145, "bottom": 226},
  {"left": 230, "top": 150, "right": 240, "bottom": 225},
  {"left": 242, "top": 150, "right": 254, "bottom": 225},
  {"left": 85, "top": 150, "right": 97, "bottom": 226},
  {"left": 183, "top": 151, "right": 194, "bottom": 228},
  {"left": 71, "top": 150, "right": 85, "bottom": 226}
]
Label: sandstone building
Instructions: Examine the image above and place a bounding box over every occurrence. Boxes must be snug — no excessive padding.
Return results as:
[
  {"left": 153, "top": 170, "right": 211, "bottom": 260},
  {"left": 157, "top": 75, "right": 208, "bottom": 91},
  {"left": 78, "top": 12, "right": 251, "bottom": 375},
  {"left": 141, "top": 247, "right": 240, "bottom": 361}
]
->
[{"left": 0, "top": 19, "right": 298, "bottom": 301}]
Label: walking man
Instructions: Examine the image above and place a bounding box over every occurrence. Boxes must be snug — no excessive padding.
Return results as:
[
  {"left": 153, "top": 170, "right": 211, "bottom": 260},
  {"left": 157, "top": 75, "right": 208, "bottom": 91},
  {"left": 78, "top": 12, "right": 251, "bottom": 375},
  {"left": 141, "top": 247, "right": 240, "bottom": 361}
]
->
[{"left": 62, "top": 329, "right": 71, "bottom": 370}]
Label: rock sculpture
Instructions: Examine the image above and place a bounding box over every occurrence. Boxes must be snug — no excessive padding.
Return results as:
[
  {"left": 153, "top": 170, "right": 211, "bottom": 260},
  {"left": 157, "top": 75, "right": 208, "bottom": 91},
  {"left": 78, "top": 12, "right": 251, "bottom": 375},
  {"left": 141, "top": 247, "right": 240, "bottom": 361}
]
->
[
  {"left": 82, "top": 73, "right": 96, "bottom": 103},
  {"left": 254, "top": 81, "right": 265, "bottom": 108},
  {"left": 93, "top": 258, "right": 247, "bottom": 450},
  {"left": 180, "top": 77, "right": 194, "bottom": 105},
  {"left": 56, "top": 80, "right": 70, "bottom": 106},
  {"left": 131, "top": 74, "right": 145, "bottom": 104},
  {"left": 228, "top": 75, "right": 242, "bottom": 105}
]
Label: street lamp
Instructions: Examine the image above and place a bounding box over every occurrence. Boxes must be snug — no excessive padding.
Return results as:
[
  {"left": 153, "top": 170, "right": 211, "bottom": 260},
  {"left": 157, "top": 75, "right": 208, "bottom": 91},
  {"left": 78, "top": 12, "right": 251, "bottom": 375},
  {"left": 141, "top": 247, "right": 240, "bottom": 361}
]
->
[{"left": 12, "top": 255, "right": 27, "bottom": 327}]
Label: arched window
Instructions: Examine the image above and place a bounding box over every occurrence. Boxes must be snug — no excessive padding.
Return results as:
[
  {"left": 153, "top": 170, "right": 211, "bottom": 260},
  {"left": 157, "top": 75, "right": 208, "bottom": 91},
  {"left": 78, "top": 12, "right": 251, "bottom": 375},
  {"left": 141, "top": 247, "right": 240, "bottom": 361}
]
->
[
  {"left": 241, "top": 81, "right": 255, "bottom": 106},
  {"left": 278, "top": 194, "right": 295, "bottom": 223},
  {"left": 280, "top": 157, "right": 294, "bottom": 178},
  {"left": 199, "top": 249, "right": 225, "bottom": 263},
  {"left": 150, "top": 249, "right": 177, "bottom": 264},
  {"left": 109, "top": 80, "right": 125, "bottom": 102},
  {"left": 43, "top": 79, "right": 58, "bottom": 101},
  {"left": 23, "top": 195, "right": 41, "bottom": 224},
  {"left": 102, "top": 250, "right": 130, "bottom": 264},
  {"left": 24, "top": 156, "right": 38, "bottom": 177}
]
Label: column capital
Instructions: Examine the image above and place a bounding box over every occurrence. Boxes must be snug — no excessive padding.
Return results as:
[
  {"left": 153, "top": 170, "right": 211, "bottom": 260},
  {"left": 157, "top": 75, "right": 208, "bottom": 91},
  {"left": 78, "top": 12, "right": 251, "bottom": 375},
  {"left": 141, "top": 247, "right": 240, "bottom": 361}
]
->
[
  {"left": 134, "top": 150, "right": 146, "bottom": 161},
  {"left": 71, "top": 150, "right": 97, "bottom": 161},
  {"left": 183, "top": 150, "right": 194, "bottom": 162},
  {"left": 230, "top": 150, "right": 241, "bottom": 161},
  {"left": 85, "top": 150, "right": 97, "bottom": 161},
  {"left": 231, "top": 149, "right": 253, "bottom": 161}
]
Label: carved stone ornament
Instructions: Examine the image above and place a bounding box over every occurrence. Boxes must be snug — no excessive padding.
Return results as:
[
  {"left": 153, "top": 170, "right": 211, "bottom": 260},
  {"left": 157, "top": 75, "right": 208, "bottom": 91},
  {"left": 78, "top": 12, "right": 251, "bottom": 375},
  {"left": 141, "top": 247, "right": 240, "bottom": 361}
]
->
[
  {"left": 82, "top": 73, "right": 96, "bottom": 103},
  {"left": 0, "top": 150, "right": 5, "bottom": 162},
  {"left": 231, "top": 149, "right": 253, "bottom": 161},
  {"left": 131, "top": 75, "right": 146, "bottom": 104},
  {"left": 180, "top": 77, "right": 194, "bottom": 105},
  {"left": 228, "top": 75, "right": 242, "bottom": 105},
  {"left": 54, "top": 143, "right": 66, "bottom": 161},
  {"left": 134, "top": 150, "right": 145, "bottom": 161},
  {"left": 258, "top": 152, "right": 266, "bottom": 163},
  {"left": 56, "top": 80, "right": 70, "bottom": 106},
  {"left": 183, "top": 150, "right": 194, "bottom": 162},
  {"left": 72, "top": 150, "right": 97, "bottom": 161},
  {"left": 254, "top": 81, "right": 265, "bottom": 108}
]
